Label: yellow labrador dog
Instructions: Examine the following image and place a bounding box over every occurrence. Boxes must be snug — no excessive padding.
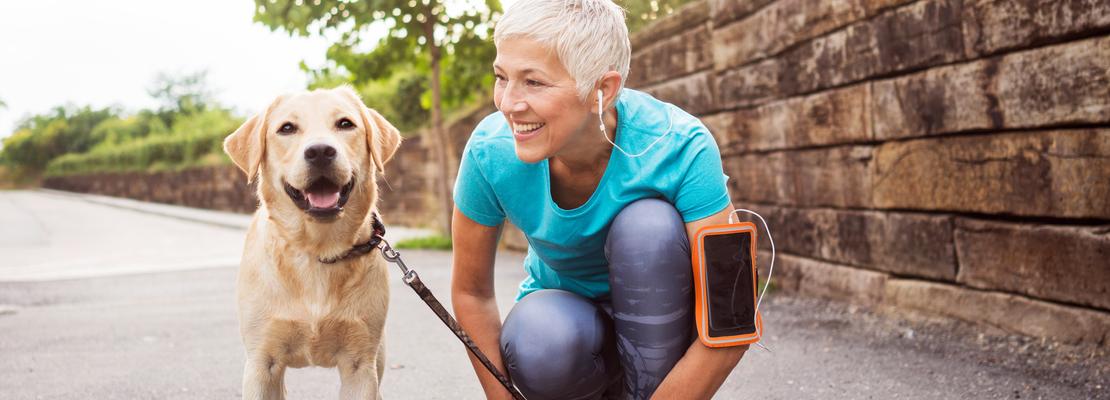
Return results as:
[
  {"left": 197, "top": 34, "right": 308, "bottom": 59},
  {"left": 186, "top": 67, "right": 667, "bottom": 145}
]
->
[{"left": 224, "top": 86, "right": 401, "bottom": 400}]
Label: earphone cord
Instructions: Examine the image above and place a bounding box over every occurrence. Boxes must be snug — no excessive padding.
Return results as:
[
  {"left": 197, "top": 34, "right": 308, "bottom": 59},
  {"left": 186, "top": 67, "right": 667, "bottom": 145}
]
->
[
  {"left": 597, "top": 89, "right": 674, "bottom": 158},
  {"left": 729, "top": 208, "right": 775, "bottom": 353}
]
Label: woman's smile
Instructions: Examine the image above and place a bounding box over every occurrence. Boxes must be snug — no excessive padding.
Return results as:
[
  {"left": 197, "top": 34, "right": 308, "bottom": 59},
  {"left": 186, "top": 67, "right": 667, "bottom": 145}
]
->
[{"left": 512, "top": 121, "right": 546, "bottom": 142}]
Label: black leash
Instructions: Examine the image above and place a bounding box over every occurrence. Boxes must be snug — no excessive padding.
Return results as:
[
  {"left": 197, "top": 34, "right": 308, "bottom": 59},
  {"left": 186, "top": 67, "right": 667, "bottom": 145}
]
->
[
  {"left": 320, "top": 214, "right": 526, "bottom": 399},
  {"left": 378, "top": 239, "right": 527, "bottom": 400}
]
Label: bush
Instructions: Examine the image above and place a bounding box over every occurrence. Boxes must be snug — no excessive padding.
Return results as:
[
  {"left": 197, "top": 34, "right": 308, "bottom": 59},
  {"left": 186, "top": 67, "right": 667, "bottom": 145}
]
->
[{"left": 44, "top": 109, "right": 241, "bottom": 176}]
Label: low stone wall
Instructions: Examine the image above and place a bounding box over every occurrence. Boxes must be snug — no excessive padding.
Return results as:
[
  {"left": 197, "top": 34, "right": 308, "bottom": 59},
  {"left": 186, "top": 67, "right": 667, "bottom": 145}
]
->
[
  {"left": 44, "top": 166, "right": 257, "bottom": 213},
  {"left": 626, "top": 0, "right": 1110, "bottom": 346}
]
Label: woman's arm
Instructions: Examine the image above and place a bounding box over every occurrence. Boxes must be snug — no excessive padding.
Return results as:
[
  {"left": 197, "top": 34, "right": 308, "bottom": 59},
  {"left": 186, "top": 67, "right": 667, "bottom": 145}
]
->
[
  {"left": 450, "top": 206, "right": 514, "bottom": 400},
  {"left": 651, "top": 205, "right": 749, "bottom": 399}
]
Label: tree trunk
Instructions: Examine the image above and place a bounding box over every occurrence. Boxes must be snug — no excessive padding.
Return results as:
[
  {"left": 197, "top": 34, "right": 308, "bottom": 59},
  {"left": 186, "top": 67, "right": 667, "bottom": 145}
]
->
[{"left": 424, "top": 10, "right": 454, "bottom": 234}]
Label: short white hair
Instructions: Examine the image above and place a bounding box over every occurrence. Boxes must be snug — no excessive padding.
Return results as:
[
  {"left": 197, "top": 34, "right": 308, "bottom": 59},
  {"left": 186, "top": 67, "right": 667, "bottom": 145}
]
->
[{"left": 494, "top": 0, "right": 631, "bottom": 102}]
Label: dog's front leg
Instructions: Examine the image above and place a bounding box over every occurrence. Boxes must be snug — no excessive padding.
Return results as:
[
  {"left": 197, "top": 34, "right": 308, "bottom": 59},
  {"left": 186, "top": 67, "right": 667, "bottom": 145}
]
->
[
  {"left": 243, "top": 358, "right": 286, "bottom": 400},
  {"left": 338, "top": 354, "right": 381, "bottom": 400}
]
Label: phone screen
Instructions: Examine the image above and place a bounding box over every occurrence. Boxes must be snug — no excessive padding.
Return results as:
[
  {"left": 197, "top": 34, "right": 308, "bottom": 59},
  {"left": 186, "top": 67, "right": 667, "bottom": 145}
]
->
[{"left": 703, "top": 231, "right": 757, "bottom": 338}]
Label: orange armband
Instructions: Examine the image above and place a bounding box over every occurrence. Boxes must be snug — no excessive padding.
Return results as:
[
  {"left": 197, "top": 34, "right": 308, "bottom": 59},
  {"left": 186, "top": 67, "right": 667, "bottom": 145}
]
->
[{"left": 691, "top": 222, "right": 763, "bottom": 347}]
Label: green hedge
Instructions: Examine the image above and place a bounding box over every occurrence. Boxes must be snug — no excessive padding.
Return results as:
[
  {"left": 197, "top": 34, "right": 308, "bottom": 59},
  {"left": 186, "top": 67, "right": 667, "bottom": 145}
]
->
[
  {"left": 43, "top": 109, "right": 241, "bottom": 176},
  {"left": 45, "top": 129, "right": 230, "bottom": 176}
]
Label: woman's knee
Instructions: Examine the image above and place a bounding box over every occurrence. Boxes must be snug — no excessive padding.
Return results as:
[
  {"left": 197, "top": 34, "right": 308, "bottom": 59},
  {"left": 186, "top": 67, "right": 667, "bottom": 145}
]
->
[
  {"left": 500, "top": 290, "right": 616, "bottom": 400},
  {"left": 605, "top": 198, "right": 691, "bottom": 281}
]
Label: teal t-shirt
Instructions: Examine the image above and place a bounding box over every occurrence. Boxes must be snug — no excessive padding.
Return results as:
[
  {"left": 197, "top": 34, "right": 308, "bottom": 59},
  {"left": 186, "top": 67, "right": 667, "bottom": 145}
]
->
[{"left": 453, "top": 89, "right": 731, "bottom": 301}]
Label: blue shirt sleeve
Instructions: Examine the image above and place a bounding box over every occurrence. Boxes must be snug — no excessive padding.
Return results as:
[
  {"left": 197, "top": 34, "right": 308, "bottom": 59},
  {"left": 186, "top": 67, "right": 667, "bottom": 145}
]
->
[
  {"left": 672, "top": 125, "right": 731, "bottom": 223},
  {"left": 453, "top": 144, "right": 506, "bottom": 227}
]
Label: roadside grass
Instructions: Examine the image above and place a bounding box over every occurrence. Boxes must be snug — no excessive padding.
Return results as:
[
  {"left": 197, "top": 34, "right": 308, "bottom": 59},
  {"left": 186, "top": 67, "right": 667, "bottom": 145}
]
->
[{"left": 395, "top": 234, "right": 452, "bottom": 250}]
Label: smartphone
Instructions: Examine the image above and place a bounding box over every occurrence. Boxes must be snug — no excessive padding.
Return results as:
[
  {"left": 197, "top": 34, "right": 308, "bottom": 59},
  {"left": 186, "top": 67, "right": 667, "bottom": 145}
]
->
[{"left": 691, "top": 222, "right": 762, "bottom": 347}]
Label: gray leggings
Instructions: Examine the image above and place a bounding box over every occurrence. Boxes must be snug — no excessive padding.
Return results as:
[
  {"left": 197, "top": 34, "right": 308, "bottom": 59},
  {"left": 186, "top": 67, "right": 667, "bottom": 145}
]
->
[{"left": 500, "top": 198, "right": 693, "bottom": 400}]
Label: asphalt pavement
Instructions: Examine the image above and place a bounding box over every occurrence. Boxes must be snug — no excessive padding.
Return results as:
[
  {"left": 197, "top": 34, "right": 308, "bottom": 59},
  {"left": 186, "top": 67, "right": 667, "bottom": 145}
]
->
[{"left": 0, "top": 190, "right": 1105, "bottom": 399}]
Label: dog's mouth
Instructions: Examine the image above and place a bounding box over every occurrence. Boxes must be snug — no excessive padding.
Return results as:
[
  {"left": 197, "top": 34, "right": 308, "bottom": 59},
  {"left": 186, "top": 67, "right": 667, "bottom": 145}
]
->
[{"left": 284, "top": 176, "right": 356, "bottom": 220}]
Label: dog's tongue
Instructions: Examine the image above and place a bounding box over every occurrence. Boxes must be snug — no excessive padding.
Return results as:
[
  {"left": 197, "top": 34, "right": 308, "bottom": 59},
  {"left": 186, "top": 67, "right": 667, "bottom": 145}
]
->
[
  {"left": 305, "top": 180, "right": 341, "bottom": 209},
  {"left": 307, "top": 190, "right": 340, "bottom": 209}
]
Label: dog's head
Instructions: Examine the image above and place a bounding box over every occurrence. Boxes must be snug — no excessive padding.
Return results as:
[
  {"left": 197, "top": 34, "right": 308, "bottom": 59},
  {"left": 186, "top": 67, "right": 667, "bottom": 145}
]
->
[{"left": 224, "top": 86, "right": 401, "bottom": 223}]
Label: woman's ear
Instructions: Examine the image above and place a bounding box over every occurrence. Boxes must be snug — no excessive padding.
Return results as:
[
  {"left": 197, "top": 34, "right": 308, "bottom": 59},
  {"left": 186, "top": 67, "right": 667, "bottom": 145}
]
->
[{"left": 597, "top": 71, "right": 623, "bottom": 112}]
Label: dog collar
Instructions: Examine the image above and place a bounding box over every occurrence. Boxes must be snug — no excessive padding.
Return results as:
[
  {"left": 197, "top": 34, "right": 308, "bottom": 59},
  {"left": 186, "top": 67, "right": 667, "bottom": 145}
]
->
[{"left": 317, "top": 213, "right": 386, "bottom": 264}]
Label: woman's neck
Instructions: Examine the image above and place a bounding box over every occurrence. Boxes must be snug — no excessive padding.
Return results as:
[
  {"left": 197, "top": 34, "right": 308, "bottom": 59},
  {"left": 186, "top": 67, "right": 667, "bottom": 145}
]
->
[{"left": 551, "top": 106, "right": 619, "bottom": 174}]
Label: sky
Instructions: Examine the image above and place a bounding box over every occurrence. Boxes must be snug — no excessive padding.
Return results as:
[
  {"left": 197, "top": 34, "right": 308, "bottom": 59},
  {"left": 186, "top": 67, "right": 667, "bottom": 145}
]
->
[
  {"left": 0, "top": 0, "right": 519, "bottom": 139},
  {"left": 0, "top": 1, "right": 321, "bottom": 138}
]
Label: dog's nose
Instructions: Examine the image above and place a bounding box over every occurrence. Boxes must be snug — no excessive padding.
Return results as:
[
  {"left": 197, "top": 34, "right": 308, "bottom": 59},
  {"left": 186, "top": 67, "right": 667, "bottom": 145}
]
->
[{"left": 304, "top": 144, "right": 337, "bottom": 167}]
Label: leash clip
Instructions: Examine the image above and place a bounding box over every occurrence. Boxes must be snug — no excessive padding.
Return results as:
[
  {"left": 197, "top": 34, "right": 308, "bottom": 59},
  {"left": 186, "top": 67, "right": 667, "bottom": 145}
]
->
[{"left": 378, "top": 239, "right": 418, "bottom": 284}]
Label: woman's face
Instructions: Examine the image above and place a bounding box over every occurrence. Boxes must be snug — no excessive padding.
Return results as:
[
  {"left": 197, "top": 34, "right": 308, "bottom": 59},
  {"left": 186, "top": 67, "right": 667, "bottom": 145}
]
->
[{"left": 493, "top": 36, "right": 594, "bottom": 163}]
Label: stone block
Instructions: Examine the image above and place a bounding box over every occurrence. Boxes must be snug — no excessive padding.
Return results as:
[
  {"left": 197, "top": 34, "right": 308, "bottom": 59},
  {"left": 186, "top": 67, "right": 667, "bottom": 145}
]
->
[
  {"left": 860, "top": 0, "right": 918, "bottom": 15},
  {"left": 870, "top": 0, "right": 965, "bottom": 71},
  {"left": 726, "top": 145, "right": 874, "bottom": 208},
  {"left": 871, "top": 129, "right": 1110, "bottom": 219},
  {"left": 872, "top": 61, "right": 999, "bottom": 139},
  {"left": 874, "top": 36, "right": 1110, "bottom": 139},
  {"left": 629, "top": 25, "right": 713, "bottom": 87},
  {"left": 640, "top": 71, "right": 718, "bottom": 115},
  {"left": 716, "top": 58, "right": 782, "bottom": 109},
  {"left": 630, "top": 0, "right": 709, "bottom": 51},
  {"left": 776, "top": 254, "right": 890, "bottom": 306},
  {"left": 963, "top": 0, "right": 1110, "bottom": 57},
  {"left": 713, "top": 0, "right": 867, "bottom": 70},
  {"left": 955, "top": 219, "right": 1110, "bottom": 310},
  {"left": 709, "top": 0, "right": 777, "bottom": 25},
  {"left": 700, "top": 111, "right": 744, "bottom": 155},
  {"left": 733, "top": 204, "right": 958, "bottom": 281},
  {"left": 884, "top": 279, "right": 1110, "bottom": 345},
  {"left": 870, "top": 212, "right": 958, "bottom": 280},
  {"left": 730, "top": 105, "right": 789, "bottom": 152},
  {"left": 997, "top": 36, "right": 1110, "bottom": 129},
  {"left": 781, "top": 0, "right": 964, "bottom": 96},
  {"left": 726, "top": 151, "right": 795, "bottom": 205},
  {"left": 790, "top": 146, "right": 874, "bottom": 208},
  {"left": 789, "top": 83, "right": 873, "bottom": 147},
  {"left": 761, "top": 83, "right": 875, "bottom": 148},
  {"left": 720, "top": 84, "right": 871, "bottom": 153}
]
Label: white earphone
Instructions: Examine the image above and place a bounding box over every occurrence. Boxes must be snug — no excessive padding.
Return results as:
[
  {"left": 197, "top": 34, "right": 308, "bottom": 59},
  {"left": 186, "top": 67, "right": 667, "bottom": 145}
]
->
[{"left": 597, "top": 88, "right": 673, "bottom": 158}]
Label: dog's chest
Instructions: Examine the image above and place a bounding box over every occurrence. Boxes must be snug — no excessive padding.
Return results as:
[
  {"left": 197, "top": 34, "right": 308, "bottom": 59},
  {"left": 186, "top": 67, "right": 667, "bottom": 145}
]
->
[
  {"left": 250, "top": 273, "right": 367, "bottom": 368},
  {"left": 264, "top": 315, "right": 375, "bottom": 369}
]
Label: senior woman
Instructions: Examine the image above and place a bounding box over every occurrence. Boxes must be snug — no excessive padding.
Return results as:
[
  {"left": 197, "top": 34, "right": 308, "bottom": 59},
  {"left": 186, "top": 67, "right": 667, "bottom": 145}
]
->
[{"left": 451, "top": 1, "right": 747, "bottom": 399}]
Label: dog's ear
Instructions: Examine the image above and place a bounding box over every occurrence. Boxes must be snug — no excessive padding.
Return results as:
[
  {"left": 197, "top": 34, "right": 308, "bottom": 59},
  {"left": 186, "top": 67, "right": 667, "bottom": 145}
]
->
[
  {"left": 338, "top": 86, "right": 402, "bottom": 174},
  {"left": 224, "top": 97, "right": 281, "bottom": 184},
  {"left": 363, "top": 106, "right": 402, "bottom": 173}
]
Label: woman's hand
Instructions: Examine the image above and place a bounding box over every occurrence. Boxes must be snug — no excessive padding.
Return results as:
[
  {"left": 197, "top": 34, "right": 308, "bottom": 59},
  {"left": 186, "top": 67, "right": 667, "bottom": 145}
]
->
[{"left": 450, "top": 207, "right": 514, "bottom": 400}]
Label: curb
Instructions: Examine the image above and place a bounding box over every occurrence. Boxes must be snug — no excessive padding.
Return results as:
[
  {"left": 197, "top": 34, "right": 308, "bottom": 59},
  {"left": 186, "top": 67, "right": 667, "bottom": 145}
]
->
[{"left": 38, "top": 188, "right": 253, "bottom": 230}]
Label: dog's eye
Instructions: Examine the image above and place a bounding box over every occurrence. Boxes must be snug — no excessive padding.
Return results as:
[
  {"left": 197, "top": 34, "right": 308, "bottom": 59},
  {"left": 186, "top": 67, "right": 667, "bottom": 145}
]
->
[
  {"left": 336, "top": 118, "right": 355, "bottom": 130},
  {"left": 278, "top": 122, "right": 297, "bottom": 135}
]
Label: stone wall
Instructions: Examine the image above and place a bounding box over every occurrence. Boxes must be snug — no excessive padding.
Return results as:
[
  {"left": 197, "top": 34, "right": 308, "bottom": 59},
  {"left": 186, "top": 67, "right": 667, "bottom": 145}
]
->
[
  {"left": 44, "top": 166, "right": 258, "bottom": 213},
  {"left": 626, "top": 0, "right": 1110, "bottom": 346}
]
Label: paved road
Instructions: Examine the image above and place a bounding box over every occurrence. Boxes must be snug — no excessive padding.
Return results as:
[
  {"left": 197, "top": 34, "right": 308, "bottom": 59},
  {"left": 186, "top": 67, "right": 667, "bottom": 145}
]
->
[{"left": 0, "top": 190, "right": 1105, "bottom": 399}]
